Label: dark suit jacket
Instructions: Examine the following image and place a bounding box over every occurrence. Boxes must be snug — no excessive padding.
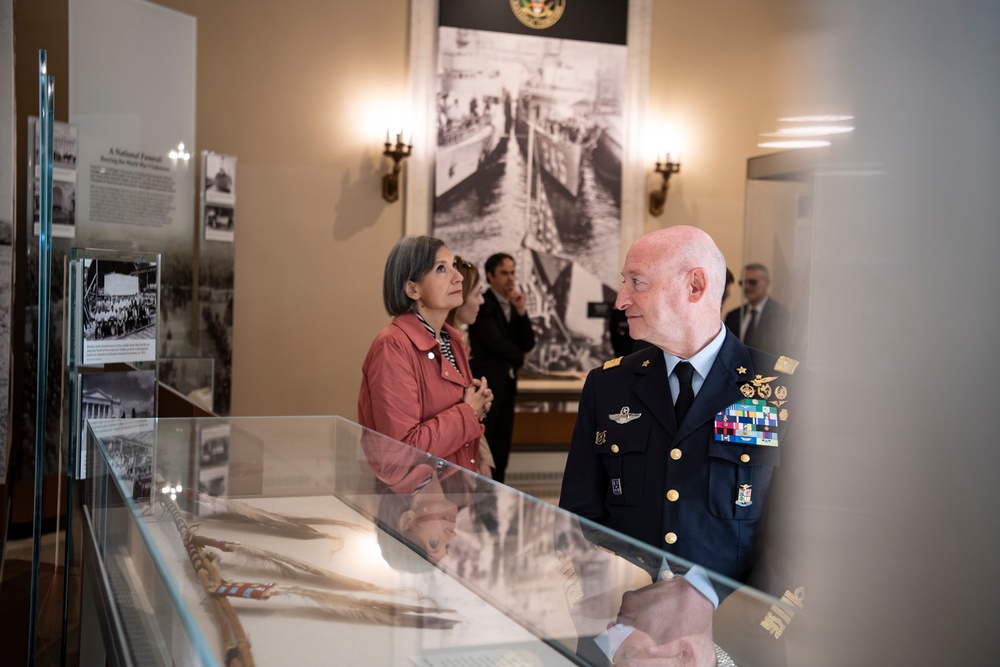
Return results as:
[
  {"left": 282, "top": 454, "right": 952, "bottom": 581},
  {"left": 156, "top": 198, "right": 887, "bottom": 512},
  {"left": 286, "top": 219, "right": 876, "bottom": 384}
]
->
[
  {"left": 724, "top": 298, "right": 790, "bottom": 356},
  {"left": 467, "top": 289, "right": 536, "bottom": 387},
  {"left": 559, "top": 330, "right": 797, "bottom": 590}
]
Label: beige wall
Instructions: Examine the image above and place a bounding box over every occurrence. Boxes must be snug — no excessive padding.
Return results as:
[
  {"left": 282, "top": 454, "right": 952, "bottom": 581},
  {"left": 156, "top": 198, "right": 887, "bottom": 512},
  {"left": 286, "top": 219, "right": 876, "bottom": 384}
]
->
[
  {"left": 647, "top": 0, "right": 786, "bottom": 300},
  {"left": 154, "top": 0, "right": 786, "bottom": 418}
]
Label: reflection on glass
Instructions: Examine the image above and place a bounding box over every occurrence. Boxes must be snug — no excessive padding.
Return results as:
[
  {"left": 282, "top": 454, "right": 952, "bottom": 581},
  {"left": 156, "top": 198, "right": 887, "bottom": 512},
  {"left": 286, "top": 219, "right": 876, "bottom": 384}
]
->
[{"left": 86, "top": 416, "right": 791, "bottom": 666}]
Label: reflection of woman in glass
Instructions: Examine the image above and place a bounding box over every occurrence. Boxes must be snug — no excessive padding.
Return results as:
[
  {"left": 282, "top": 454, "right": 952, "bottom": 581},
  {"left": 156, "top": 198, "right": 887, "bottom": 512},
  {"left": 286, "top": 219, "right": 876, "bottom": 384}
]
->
[
  {"left": 377, "top": 463, "right": 459, "bottom": 564},
  {"left": 372, "top": 449, "right": 480, "bottom": 571}
]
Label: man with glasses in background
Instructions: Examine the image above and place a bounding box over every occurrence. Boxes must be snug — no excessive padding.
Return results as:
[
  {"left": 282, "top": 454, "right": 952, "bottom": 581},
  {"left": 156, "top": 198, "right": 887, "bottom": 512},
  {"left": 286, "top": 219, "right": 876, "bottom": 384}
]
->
[{"left": 724, "top": 263, "right": 790, "bottom": 355}]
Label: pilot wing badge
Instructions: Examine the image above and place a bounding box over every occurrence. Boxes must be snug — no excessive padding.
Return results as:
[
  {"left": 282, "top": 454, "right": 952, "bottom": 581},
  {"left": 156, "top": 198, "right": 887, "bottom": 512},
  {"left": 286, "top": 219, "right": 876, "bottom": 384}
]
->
[{"left": 609, "top": 406, "right": 642, "bottom": 424}]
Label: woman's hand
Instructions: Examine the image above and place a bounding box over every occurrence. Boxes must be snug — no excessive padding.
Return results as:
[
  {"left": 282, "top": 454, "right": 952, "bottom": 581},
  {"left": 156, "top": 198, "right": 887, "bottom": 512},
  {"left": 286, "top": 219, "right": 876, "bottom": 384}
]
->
[{"left": 464, "top": 377, "right": 493, "bottom": 422}]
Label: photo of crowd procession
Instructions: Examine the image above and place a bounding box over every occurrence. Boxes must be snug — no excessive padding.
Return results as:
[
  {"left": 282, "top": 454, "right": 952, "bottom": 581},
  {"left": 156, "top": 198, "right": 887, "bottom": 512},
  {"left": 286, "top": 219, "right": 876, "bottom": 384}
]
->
[{"left": 81, "top": 257, "right": 159, "bottom": 364}]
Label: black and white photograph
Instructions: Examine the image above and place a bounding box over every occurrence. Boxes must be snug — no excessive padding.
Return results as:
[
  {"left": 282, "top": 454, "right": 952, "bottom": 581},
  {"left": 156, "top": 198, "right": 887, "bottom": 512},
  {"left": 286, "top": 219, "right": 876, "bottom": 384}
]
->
[
  {"left": 32, "top": 176, "right": 77, "bottom": 238},
  {"left": 32, "top": 118, "right": 79, "bottom": 175},
  {"left": 204, "top": 151, "right": 236, "bottom": 206},
  {"left": 81, "top": 257, "right": 159, "bottom": 364},
  {"left": 197, "top": 423, "right": 230, "bottom": 498},
  {"left": 203, "top": 151, "right": 236, "bottom": 243},
  {"left": 80, "top": 370, "right": 157, "bottom": 486},
  {"left": 430, "top": 25, "right": 627, "bottom": 372},
  {"left": 204, "top": 203, "right": 235, "bottom": 242},
  {"left": 30, "top": 119, "right": 79, "bottom": 238}
]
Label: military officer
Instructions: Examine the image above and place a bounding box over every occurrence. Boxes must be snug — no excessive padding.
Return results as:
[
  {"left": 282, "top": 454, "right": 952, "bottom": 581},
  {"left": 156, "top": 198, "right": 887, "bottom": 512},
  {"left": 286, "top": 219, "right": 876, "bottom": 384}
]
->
[{"left": 559, "top": 226, "right": 801, "bottom": 663}]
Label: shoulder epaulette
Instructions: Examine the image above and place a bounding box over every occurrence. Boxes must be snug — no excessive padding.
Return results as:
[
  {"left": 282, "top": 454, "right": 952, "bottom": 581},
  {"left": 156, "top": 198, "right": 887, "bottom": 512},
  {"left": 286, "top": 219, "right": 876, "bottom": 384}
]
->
[
  {"left": 603, "top": 356, "right": 623, "bottom": 370},
  {"left": 774, "top": 356, "right": 799, "bottom": 375}
]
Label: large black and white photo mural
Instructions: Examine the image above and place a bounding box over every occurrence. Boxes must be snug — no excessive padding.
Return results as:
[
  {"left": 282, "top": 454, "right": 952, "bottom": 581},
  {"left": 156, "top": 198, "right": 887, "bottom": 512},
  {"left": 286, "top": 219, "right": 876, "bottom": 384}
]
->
[{"left": 431, "top": 2, "right": 629, "bottom": 372}]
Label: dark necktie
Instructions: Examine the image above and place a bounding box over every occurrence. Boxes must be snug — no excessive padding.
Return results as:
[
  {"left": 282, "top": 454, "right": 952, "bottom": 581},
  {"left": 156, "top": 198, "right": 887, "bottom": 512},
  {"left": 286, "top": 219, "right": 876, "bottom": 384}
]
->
[
  {"left": 674, "top": 361, "right": 695, "bottom": 425},
  {"left": 743, "top": 306, "right": 758, "bottom": 343}
]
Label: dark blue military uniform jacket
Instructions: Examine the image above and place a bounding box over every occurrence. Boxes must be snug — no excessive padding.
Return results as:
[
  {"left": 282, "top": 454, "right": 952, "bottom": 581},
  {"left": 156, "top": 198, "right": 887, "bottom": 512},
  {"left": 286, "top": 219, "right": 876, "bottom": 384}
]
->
[{"left": 559, "top": 329, "right": 797, "bottom": 587}]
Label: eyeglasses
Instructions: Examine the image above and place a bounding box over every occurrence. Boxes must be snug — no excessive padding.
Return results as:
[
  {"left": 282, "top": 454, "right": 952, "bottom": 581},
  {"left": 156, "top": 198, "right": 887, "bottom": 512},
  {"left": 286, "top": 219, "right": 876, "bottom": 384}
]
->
[{"left": 739, "top": 279, "right": 759, "bottom": 287}]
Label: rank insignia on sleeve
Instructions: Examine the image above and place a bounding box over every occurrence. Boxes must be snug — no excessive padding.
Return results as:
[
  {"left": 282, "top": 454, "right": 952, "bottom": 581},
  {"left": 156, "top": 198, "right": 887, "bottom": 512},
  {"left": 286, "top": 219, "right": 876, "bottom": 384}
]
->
[
  {"left": 595, "top": 430, "right": 606, "bottom": 445},
  {"left": 736, "top": 484, "right": 753, "bottom": 507},
  {"left": 774, "top": 356, "right": 799, "bottom": 375},
  {"left": 714, "top": 400, "right": 779, "bottom": 446},
  {"left": 609, "top": 406, "right": 642, "bottom": 424},
  {"left": 603, "top": 356, "right": 623, "bottom": 370},
  {"left": 611, "top": 478, "right": 623, "bottom": 496}
]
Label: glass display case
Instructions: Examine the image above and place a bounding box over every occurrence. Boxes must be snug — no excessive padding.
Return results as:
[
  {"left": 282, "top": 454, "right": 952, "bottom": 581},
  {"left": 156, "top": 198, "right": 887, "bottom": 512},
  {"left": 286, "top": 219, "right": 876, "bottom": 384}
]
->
[
  {"left": 82, "top": 416, "right": 797, "bottom": 666},
  {"left": 155, "top": 352, "right": 215, "bottom": 413}
]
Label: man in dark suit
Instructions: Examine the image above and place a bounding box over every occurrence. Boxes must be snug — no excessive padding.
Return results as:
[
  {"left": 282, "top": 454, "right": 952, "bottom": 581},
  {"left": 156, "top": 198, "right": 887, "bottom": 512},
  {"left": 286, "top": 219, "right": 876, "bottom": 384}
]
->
[
  {"left": 559, "top": 227, "right": 802, "bottom": 665},
  {"left": 724, "top": 263, "right": 790, "bottom": 355},
  {"left": 468, "top": 253, "right": 536, "bottom": 484}
]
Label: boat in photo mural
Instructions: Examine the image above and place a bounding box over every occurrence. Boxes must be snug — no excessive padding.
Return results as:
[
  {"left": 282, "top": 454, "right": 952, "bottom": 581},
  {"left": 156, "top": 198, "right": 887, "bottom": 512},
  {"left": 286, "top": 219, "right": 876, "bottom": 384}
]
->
[
  {"left": 435, "top": 30, "right": 509, "bottom": 202},
  {"left": 435, "top": 118, "right": 498, "bottom": 200},
  {"left": 514, "top": 90, "right": 588, "bottom": 199},
  {"left": 590, "top": 123, "right": 622, "bottom": 208}
]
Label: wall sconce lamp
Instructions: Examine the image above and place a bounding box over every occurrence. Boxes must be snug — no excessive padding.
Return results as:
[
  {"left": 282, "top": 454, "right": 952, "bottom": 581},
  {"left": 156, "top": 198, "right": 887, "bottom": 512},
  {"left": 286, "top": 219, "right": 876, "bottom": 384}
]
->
[
  {"left": 649, "top": 155, "right": 681, "bottom": 216},
  {"left": 382, "top": 130, "right": 412, "bottom": 203}
]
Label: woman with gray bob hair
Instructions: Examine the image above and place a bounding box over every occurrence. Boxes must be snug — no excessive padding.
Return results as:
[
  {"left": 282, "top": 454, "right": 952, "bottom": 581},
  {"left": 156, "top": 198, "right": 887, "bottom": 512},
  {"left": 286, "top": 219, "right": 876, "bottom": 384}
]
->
[
  {"left": 382, "top": 235, "right": 444, "bottom": 316},
  {"left": 359, "top": 236, "right": 494, "bottom": 478}
]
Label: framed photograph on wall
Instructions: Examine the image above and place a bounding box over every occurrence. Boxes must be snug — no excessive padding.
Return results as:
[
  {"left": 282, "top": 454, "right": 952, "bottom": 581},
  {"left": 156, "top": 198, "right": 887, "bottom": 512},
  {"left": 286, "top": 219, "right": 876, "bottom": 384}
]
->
[
  {"left": 202, "top": 151, "right": 236, "bottom": 242},
  {"left": 410, "top": 0, "right": 651, "bottom": 373},
  {"left": 28, "top": 117, "right": 78, "bottom": 239},
  {"left": 76, "top": 256, "right": 160, "bottom": 365},
  {"left": 79, "top": 371, "right": 156, "bottom": 486}
]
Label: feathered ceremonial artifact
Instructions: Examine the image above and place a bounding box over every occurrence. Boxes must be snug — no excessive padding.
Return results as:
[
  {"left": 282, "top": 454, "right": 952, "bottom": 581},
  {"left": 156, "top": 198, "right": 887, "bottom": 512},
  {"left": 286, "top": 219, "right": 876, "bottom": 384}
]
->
[
  {"left": 190, "top": 533, "right": 395, "bottom": 595},
  {"left": 157, "top": 481, "right": 255, "bottom": 667},
  {"left": 209, "top": 580, "right": 458, "bottom": 628},
  {"left": 186, "top": 490, "right": 362, "bottom": 541},
  {"left": 156, "top": 475, "right": 460, "bottom": 666}
]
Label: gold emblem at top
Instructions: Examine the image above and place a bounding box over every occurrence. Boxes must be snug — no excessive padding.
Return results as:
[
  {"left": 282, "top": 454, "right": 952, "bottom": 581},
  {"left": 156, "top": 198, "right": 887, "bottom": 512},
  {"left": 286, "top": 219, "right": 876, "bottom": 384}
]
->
[
  {"left": 510, "top": 0, "right": 567, "bottom": 29},
  {"left": 603, "top": 356, "right": 623, "bottom": 370}
]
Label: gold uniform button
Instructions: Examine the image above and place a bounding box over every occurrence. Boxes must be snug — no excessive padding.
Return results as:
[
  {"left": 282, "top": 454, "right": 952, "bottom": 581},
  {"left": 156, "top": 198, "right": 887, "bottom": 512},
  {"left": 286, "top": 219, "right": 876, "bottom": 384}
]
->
[
  {"left": 664, "top": 532, "right": 677, "bottom": 545},
  {"left": 669, "top": 448, "right": 682, "bottom": 460},
  {"left": 666, "top": 489, "right": 679, "bottom": 502},
  {"left": 740, "top": 453, "right": 750, "bottom": 463},
  {"left": 611, "top": 444, "right": 620, "bottom": 454}
]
